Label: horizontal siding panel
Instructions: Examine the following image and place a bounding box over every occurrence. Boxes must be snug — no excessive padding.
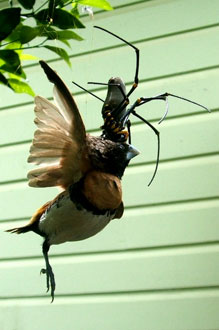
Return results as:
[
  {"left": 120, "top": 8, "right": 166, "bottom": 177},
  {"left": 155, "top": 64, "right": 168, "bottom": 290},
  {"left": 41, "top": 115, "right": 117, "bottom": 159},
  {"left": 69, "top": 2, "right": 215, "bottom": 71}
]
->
[
  {"left": 0, "top": 183, "right": 58, "bottom": 220},
  {"left": 0, "top": 2, "right": 218, "bottom": 330},
  {"left": 0, "top": 111, "right": 217, "bottom": 182},
  {"left": 46, "top": 0, "right": 219, "bottom": 50},
  {"left": 1, "top": 199, "right": 219, "bottom": 259},
  {"left": 0, "top": 0, "right": 216, "bottom": 70},
  {"left": 132, "top": 111, "right": 216, "bottom": 164},
  {"left": 123, "top": 155, "right": 219, "bottom": 206},
  {"left": 0, "top": 155, "right": 217, "bottom": 219},
  {"left": 69, "top": 0, "right": 219, "bottom": 45},
  {"left": 0, "top": 26, "right": 218, "bottom": 108},
  {"left": 0, "top": 67, "right": 218, "bottom": 146},
  {"left": 21, "top": 0, "right": 219, "bottom": 62},
  {"left": 0, "top": 144, "right": 29, "bottom": 182},
  {"left": 0, "top": 106, "right": 34, "bottom": 146},
  {"left": 1, "top": 245, "right": 219, "bottom": 297},
  {"left": 36, "top": 27, "right": 219, "bottom": 93},
  {"left": 0, "top": 289, "right": 219, "bottom": 330}
]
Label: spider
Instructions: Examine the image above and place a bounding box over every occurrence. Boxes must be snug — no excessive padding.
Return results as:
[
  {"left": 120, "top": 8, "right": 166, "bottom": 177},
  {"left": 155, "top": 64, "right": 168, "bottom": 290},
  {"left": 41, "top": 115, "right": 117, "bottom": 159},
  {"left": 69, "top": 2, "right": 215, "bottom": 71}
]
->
[{"left": 73, "top": 26, "right": 210, "bottom": 186}]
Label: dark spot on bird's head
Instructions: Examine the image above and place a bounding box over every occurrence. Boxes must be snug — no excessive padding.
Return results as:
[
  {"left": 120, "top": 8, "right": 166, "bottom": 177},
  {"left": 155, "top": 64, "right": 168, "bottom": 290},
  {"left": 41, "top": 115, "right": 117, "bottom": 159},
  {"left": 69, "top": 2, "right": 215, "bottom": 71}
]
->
[
  {"left": 103, "top": 142, "right": 139, "bottom": 178},
  {"left": 86, "top": 136, "right": 139, "bottom": 179}
]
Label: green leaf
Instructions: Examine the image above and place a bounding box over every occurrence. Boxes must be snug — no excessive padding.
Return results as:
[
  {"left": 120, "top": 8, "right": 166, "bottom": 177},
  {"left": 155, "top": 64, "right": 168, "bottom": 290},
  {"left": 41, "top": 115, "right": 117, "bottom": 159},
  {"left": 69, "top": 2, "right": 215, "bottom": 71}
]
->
[
  {"left": 54, "top": 9, "right": 85, "bottom": 28},
  {"left": 59, "top": 39, "right": 71, "bottom": 47},
  {"left": 17, "top": 0, "right": 35, "bottom": 9},
  {"left": 35, "top": 8, "right": 85, "bottom": 29},
  {"left": 48, "top": 0, "right": 56, "bottom": 18},
  {"left": 57, "top": 0, "right": 71, "bottom": 6},
  {"left": 1, "top": 64, "right": 25, "bottom": 78},
  {"left": 34, "top": 9, "right": 50, "bottom": 25},
  {"left": 38, "top": 26, "right": 55, "bottom": 39},
  {"left": 44, "top": 45, "right": 71, "bottom": 67},
  {"left": 6, "top": 23, "right": 42, "bottom": 45},
  {"left": 47, "top": 29, "right": 83, "bottom": 41},
  {"left": 0, "top": 50, "right": 24, "bottom": 76},
  {"left": 19, "top": 25, "right": 40, "bottom": 44},
  {"left": 56, "top": 30, "right": 83, "bottom": 41},
  {"left": 0, "top": 8, "right": 21, "bottom": 41},
  {"left": 0, "top": 72, "right": 9, "bottom": 86},
  {"left": 0, "top": 50, "right": 19, "bottom": 65},
  {"left": 71, "top": 5, "right": 80, "bottom": 18},
  {"left": 8, "top": 73, "right": 22, "bottom": 80},
  {"left": 41, "top": 27, "right": 82, "bottom": 46},
  {"left": 20, "top": 53, "right": 39, "bottom": 60},
  {"left": 5, "top": 22, "right": 22, "bottom": 42},
  {"left": 5, "top": 41, "right": 21, "bottom": 50},
  {"left": 8, "top": 78, "right": 35, "bottom": 96},
  {"left": 78, "top": 0, "right": 113, "bottom": 10}
]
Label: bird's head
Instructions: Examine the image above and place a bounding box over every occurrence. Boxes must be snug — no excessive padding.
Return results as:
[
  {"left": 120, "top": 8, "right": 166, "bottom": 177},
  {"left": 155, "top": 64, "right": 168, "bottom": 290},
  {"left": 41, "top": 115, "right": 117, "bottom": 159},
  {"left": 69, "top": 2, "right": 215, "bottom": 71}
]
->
[{"left": 88, "top": 136, "right": 139, "bottom": 179}]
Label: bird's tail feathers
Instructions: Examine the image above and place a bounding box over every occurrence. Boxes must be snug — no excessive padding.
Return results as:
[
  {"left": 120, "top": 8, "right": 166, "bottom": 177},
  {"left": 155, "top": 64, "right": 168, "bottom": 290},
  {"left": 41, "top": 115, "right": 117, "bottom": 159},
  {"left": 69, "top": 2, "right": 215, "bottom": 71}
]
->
[{"left": 6, "top": 225, "right": 31, "bottom": 234}]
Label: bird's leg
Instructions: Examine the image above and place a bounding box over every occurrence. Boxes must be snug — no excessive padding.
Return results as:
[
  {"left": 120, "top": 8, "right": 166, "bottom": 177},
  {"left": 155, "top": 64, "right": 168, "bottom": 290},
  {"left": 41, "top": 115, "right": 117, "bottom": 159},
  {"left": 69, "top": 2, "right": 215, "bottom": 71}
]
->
[{"left": 40, "top": 239, "right": 56, "bottom": 302}]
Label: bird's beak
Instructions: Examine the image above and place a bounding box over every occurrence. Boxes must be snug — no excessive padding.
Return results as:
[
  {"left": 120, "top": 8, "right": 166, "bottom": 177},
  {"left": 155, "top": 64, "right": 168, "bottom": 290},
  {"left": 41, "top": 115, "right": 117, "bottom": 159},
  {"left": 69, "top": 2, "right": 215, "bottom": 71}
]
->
[{"left": 126, "top": 144, "right": 140, "bottom": 161}]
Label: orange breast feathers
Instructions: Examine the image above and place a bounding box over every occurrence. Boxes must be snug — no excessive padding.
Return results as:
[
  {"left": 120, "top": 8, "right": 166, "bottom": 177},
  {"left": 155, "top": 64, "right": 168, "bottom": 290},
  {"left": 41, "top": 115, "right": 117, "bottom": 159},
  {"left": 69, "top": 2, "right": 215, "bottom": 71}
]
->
[{"left": 82, "top": 170, "right": 122, "bottom": 210}]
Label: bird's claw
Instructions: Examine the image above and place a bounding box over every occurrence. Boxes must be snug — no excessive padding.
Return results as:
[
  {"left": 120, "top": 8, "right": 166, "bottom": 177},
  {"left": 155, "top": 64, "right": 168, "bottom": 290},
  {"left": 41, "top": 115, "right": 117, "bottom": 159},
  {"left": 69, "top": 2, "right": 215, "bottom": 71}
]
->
[
  {"left": 40, "top": 266, "right": 56, "bottom": 302},
  {"left": 40, "top": 268, "right": 46, "bottom": 274}
]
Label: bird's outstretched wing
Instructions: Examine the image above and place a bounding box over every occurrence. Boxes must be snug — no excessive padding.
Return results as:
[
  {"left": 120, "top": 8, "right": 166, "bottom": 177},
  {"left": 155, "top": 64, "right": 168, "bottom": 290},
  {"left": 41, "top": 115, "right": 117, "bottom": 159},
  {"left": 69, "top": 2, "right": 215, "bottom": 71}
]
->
[{"left": 27, "top": 61, "right": 86, "bottom": 189}]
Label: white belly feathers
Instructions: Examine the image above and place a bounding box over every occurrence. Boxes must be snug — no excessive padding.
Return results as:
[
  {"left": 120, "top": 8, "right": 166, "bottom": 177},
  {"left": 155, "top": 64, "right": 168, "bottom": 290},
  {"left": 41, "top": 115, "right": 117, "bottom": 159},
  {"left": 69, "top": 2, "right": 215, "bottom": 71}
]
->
[{"left": 38, "top": 192, "right": 115, "bottom": 245}]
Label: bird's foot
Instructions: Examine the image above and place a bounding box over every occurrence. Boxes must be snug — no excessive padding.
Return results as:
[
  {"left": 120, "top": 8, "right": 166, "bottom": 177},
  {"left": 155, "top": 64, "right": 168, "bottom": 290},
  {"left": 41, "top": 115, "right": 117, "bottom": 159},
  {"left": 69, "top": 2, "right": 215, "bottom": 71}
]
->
[{"left": 40, "top": 264, "right": 56, "bottom": 302}]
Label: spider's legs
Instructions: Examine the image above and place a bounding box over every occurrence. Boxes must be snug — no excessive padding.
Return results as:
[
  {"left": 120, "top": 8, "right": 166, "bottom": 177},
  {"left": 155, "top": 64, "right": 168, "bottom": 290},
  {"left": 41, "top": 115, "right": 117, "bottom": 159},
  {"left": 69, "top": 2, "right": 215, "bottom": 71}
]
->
[
  {"left": 94, "top": 26, "right": 140, "bottom": 99},
  {"left": 72, "top": 81, "right": 104, "bottom": 102},
  {"left": 132, "top": 110, "right": 160, "bottom": 186},
  {"left": 127, "top": 120, "right": 132, "bottom": 144},
  {"left": 139, "top": 92, "right": 210, "bottom": 123},
  {"left": 121, "top": 99, "right": 160, "bottom": 186}
]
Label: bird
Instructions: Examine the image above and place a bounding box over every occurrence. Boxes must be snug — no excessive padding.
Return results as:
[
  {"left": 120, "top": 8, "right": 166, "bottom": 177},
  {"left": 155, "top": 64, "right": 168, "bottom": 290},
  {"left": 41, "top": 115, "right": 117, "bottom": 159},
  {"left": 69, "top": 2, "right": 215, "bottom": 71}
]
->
[
  {"left": 6, "top": 25, "right": 210, "bottom": 303},
  {"left": 6, "top": 60, "right": 139, "bottom": 302}
]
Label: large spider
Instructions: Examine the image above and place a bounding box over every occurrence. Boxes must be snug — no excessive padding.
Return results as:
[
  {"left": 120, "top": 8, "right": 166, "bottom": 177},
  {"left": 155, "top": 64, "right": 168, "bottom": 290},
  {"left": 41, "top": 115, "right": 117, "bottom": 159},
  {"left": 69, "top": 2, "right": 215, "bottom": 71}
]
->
[{"left": 73, "top": 26, "right": 210, "bottom": 186}]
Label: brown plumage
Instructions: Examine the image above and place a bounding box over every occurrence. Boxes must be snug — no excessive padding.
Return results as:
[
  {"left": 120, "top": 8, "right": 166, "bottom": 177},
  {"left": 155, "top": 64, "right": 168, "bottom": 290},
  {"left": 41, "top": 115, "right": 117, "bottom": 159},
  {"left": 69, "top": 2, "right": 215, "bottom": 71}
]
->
[{"left": 6, "top": 60, "right": 139, "bottom": 301}]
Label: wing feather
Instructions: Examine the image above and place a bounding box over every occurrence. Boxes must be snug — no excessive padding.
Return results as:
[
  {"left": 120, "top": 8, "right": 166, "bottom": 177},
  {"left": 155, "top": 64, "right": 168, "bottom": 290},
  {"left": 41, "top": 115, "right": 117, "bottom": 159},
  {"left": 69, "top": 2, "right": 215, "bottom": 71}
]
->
[{"left": 27, "top": 61, "right": 86, "bottom": 188}]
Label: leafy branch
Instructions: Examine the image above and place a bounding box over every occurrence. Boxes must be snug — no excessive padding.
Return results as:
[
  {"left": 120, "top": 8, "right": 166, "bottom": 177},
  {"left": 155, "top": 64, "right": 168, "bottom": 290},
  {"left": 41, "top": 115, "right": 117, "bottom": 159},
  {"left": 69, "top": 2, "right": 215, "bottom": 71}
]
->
[{"left": 0, "top": 0, "right": 113, "bottom": 96}]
